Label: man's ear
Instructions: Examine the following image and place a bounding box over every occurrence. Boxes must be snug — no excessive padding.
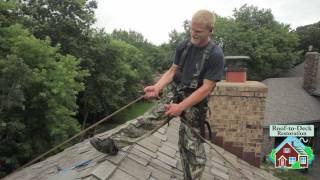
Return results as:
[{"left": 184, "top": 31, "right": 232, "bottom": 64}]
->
[{"left": 210, "top": 29, "right": 214, "bottom": 35}]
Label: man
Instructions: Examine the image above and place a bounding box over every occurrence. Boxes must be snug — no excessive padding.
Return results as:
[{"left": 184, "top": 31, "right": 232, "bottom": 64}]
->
[{"left": 90, "top": 9, "right": 224, "bottom": 180}]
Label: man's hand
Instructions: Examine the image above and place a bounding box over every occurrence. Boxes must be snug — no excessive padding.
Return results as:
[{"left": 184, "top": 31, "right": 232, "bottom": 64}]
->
[
  {"left": 164, "top": 103, "right": 184, "bottom": 117},
  {"left": 144, "top": 85, "right": 160, "bottom": 99}
]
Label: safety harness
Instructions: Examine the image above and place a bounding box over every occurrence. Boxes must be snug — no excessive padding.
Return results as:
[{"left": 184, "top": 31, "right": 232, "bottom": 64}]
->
[{"left": 174, "top": 40, "right": 216, "bottom": 139}]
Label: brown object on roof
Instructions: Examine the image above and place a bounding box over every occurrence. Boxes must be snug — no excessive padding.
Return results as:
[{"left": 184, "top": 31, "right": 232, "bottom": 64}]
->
[
  {"left": 4, "top": 118, "right": 278, "bottom": 180},
  {"left": 263, "top": 77, "right": 320, "bottom": 126}
]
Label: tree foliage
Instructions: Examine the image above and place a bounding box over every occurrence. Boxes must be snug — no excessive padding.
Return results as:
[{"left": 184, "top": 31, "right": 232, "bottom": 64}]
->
[
  {"left": 77, "top": 30, "right": 152, "bottom": 128},
  {"left": 295, "top": 21, "right": 320, "bottom": 52},
  {"left": 111, "top": 29, "right": 170, "bottom": 72},
  {"left": 214, "top": 4, "right": 301, "bottom": 80},
  {"left": 20, "top": 0, "right": 97, "bottom": 55},
  {"left": 0, "top": 24, "right": 86, "bottom": 176},
  {"left": 111, "top": 29, "right": 150, "bottom": 49},
  {"left": 0, "top": 1, "right": 87, "bottom": 176}
]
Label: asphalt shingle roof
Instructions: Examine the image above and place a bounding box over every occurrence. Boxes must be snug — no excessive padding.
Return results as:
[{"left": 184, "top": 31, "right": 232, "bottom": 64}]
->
[
  {"left": 4, "top": 118, "right": 278, "bottom": 180},
  {"left": 263, "top": 77, "right": 320, "bottom": 126},
  {"left": 282, "top": 60, "right": 320, "bottom": 95},
  {"left": 281, "top": 62, "right": 305, "bottom": 78}
]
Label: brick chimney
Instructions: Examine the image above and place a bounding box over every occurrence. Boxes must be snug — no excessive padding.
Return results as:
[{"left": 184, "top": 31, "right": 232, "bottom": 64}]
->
[
  {"left": 208, "top": 81, "right": 267, "bottom": 167},
  {"left": 303, "top": 52, "right": 319, "bottom": 94}
]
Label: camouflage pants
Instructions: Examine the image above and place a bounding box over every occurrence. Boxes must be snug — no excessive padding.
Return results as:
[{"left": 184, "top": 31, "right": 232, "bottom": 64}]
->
[
  {"left": 178, "top": 106, "right": 207, "bottom": 180},
  {"left": 110, "top": 99, "right": 168, "bottom": 148},
  {"left": 110, "top": 98, "right": 206, "bottom": 180}
]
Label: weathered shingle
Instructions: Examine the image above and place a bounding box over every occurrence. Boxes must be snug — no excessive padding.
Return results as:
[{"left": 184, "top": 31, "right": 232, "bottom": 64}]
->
[
  {"left": 137, "top": 138, "right": 160, "bottom": 152},
  {"left": 153, "top": 131, "right": 168, "bottom": 141},
  {"left": 135, "top": 144, "right": 158, "bottom": 158},
  {"left": 156, "top": 151, "right": 178, "bottom": 168},
  {"left": 109, "top": 169, "right": 138, "bottom": 180},
  {"left": 128, "top": 146, "right": 152, "bottom": 166},
  {"left": 263, "top": 78, "right": 320, "bottom": 126},
  {"left": 210, "top": 167, "right": 229, "bottom": 180},
  {"left": 150, "top": 158, "right": 174, "bottom": 172},
  {"left": 91, "top": 160, "right": 117, "bottom": 180},
  {"left": 4, "top": 118, "right": 279, "bottom": 180},
  {"left": 118, "top": 157, "right": 151, "bottom": 180},
  {"left": 147, "top": 165, "right": 171, "bottom": 180},
  {"left": 158, "top": 144, "right": 177, "bottom": 158},
  {"left": 158, "top": 126, "right": 168, "bottom": 134}
]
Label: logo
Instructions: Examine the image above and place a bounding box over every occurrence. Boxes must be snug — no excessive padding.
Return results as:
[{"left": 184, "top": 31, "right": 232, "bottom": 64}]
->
[
  {"left": 268, "top": 136, "right": 315, "bottom": 169},
  {"left": 269, "top": 125, "right": 314, "bottom": 137}
]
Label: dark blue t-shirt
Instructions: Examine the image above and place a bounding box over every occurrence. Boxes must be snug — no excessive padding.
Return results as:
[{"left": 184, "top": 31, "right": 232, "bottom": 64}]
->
[{"left": 173, "top": 40, "right": 224, "bottom": 87}]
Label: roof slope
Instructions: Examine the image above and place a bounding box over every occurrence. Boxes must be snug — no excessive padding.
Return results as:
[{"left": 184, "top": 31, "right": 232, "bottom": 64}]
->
[
  {"left": 281, "top": 62, "right": 305, "bottom": 78},
  {"left": 4, "top": 119, "right": 278, "bottom": 180},
  {"left": 263, "top": 77, "right": 320, "bottom": 126},
  {"left": 282, "top": 61, "right": 320, "bottom": 95}
]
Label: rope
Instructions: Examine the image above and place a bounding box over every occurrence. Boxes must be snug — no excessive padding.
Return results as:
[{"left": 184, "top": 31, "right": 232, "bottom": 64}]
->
[
  {"left": 16, "top": 95, "right": 145, "bottom": 171},
  {"left": 14, "top": 95, "right": 252, "bottom": 180}
]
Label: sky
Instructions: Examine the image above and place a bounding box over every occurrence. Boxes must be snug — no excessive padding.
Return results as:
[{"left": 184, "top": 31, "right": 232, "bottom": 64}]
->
[{"left": 94, "top": 0, "right": 320, "bottom": 45}]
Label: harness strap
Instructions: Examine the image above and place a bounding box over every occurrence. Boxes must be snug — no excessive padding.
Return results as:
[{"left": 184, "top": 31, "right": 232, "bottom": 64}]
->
[
  {"left": 177, "top": 40, "right": 216, "bottom": 90},
  {"left": 203, "top": 120, "right": 212, "bottom": 139},
  {"left": 193, "top": 41, "right": 215, "bottom": 77},
  {"left": 178, "top": 41, "right": 192, "bottom": 69}
]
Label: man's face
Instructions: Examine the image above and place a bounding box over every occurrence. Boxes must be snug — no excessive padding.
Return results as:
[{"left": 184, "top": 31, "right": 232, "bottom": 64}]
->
[{"left": 190, "top": 21, "right": 211, "bottom": 47}]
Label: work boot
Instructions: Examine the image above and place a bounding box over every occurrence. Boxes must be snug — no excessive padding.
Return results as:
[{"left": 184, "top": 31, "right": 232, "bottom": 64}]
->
[{"left": 90, "top": 137, "right": 119, "bottom": 156}]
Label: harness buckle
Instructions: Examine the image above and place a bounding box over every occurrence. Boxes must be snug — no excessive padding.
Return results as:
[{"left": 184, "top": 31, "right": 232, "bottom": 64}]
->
[{"left": 190, "top": 80, "right": 198, "bottom": 89}]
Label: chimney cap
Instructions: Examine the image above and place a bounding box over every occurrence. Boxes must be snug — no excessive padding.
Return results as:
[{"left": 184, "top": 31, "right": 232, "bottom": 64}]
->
[{"left": 225, "top": 56, "right": 250, "bottom": 72}]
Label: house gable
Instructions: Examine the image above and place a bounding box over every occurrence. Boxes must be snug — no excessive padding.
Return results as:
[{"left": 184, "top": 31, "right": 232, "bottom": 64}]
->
[{"left": 275, "top": 143, "right": 299, "bottom": 168}]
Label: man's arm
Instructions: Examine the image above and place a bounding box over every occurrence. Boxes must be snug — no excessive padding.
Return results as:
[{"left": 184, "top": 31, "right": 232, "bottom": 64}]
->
[
  {"left": 144, "top": 64, "right": 178, "bottom": 98},
  {"left": 165, "top": 79, "right": 216, "bottom": 116},
  {"left": 155, "top": 64, "right": 178, "bottom": 90}
]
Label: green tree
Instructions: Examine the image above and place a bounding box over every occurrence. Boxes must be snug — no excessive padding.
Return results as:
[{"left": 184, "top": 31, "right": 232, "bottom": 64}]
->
[
  {"left": 0, "top": 22, "right": 86, "bottom": 177},
  {"left": 111, "top": 29, "right": 170, "bottom": 72},
  {"left": 295, "top": 21, "right": 320, "bottom": 52},
  {"left": 20, "top": 0, "right": 97, "bottom": 55},
  {"left": 0, "top": 1, "right": 21, "bottom": 27},
  {"left": 151, "top": 43, "right": 174, "bottom": 72},
  {"left": 110, "top": 39, "right": 152, "bottom": 98},
  {"left": 77, "top": 30, "right": 153, "bottom": 130},
  {"left": 111, "top": 29, "right": 151, "bottom": 49},
  {"left": 77, "top": 30, "right": 124, "bottom": 130},
  {"left": 215, "top": 5, "right": 301, "bottom": 80}
]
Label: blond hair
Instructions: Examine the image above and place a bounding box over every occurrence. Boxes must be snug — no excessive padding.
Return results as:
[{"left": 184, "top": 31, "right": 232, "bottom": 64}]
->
[{"left": 191, "top": 9, "right": 216, "bottom": 30}]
